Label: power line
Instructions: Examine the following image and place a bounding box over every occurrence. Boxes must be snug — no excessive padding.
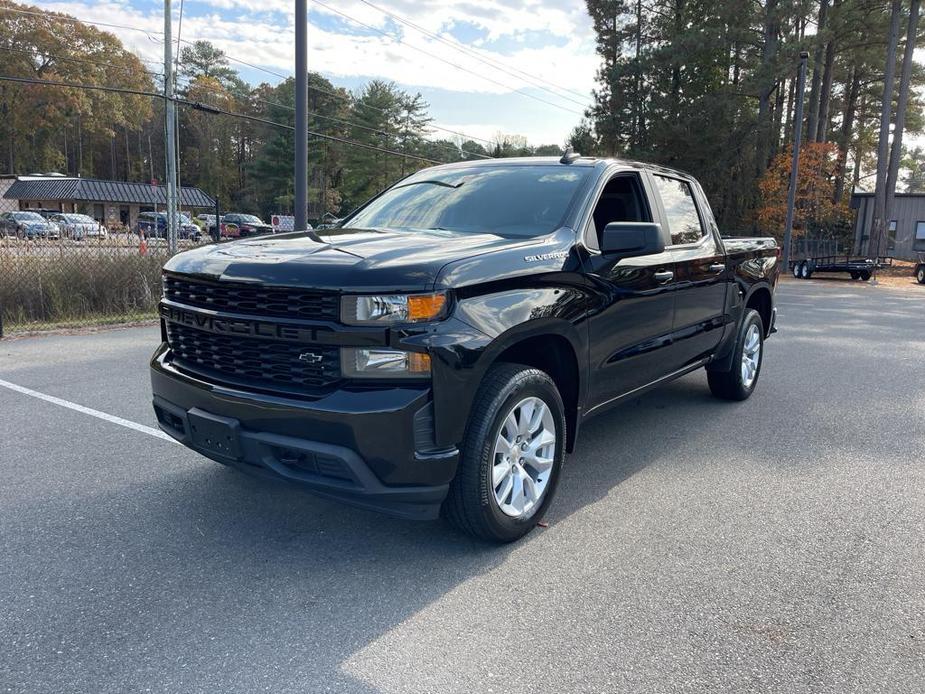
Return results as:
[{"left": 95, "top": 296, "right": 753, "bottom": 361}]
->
[
  {"left": 0, "top": 45, "right": 164, "bottom": 77},
  {"left": 0, "top": 6, "right": 165, "bottom": 42},
  {"left": 0, "top": 74, "right": 449, "bottom": 165},
  {"left": 308, "top": 0, "right": 585, "bottom": 116},
  {"left": 5, "top": 3, "right": 504, "bottom": 148},
  {"left": 3, "top": 4, "right": 498, "bottom": 147},
  {"left": 175, "top": 76, "right": 494, "bottom": 159},
  {"left": 185, "top": 100, "right": 448, "bottom": 165},
  {"left": 354, "top": 0, "right": 591, "bottom": 105}
]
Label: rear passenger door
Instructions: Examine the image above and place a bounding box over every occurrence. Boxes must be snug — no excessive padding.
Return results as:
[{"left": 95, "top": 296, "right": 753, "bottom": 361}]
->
[{"left": 650, "top": 173, "right": 727, "bottom": 369}]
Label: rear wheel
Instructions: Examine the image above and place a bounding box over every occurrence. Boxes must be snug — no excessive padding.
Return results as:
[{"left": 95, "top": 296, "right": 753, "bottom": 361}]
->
[
  {"left": 800, "top": 263, "right": 812, "bottom": 279},
  {"left": 860, "top": 270, "right": 871, "bottom": 281},
  {"left": 792, "top": 262, "right": 803, "bottom": 279},
  {"left": 708, "top": 309, "right": 764, "bottom": 401},
  {"left": 916, "top": 265, "right": 925, "bottom": 284},
  {"left": 850, "top": 271, "right": 860, "bottom": 280},
  {"left": 443, "top": 363, "right": 566, "bottom": 543}
]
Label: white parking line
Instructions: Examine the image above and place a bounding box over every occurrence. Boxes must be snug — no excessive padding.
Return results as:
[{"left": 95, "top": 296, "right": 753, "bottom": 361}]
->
[{"left": 0, "top": 378, "right": 178, "bottom": 444}]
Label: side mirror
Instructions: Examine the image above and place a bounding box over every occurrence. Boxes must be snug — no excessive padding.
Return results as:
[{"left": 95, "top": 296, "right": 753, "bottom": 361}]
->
[{"left": 600, "top": 222, "right": 665, "bottom": 257}]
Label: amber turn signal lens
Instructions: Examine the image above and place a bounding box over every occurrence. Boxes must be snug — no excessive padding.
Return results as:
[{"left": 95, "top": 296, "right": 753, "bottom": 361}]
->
[
  {"left": 407, "top": 293, "right": 447, "bottom": 321},
  {"left": 408, "top": 352, "right": 431, "bottom": 373}
]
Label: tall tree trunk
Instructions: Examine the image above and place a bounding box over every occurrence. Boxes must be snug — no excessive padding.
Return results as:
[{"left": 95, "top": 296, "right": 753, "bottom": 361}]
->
[
  {"left": 772, "top": 78, "right": 785, "bottom": 156},
  {"left": 784, "top": 74, "right": 796, "bottom": 147},
  {"left": 806, "top": 0, "right": 829, "bottom": 143},
  {"left": 885, "top": 0, "right": 920, "bottom": 216},
  {"left": 869, "top": 0, "right": 903, "bottom": 258},
  {"left": 833, "top": 66, "right": 860, "bottom": 204},
  {"left": 756, "top": 0, "right": 780, "bottom": 177},
  {"left": 815, "top": 0, "right": 840, "bottom": 142}
]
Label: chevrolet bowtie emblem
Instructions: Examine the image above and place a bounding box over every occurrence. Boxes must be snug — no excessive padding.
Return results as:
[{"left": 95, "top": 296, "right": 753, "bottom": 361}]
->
[{"left": 298, "top": 352, "right": 323, "bottom": 364}]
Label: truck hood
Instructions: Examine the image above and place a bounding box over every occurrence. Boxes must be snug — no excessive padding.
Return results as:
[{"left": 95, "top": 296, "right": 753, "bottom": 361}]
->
[{"left": 163, "top": 226, "right": 541, "bottom": 291}]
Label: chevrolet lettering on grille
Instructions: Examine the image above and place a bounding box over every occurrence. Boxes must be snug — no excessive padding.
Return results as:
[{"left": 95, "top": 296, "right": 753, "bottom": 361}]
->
[{"left": 161, "top": 305, "right": 317, "bottom": 343}]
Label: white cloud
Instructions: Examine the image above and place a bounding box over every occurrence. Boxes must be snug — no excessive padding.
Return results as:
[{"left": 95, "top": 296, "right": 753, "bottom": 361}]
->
[{"left": 31, "top": 0, "right": 598, "bottom": 143}]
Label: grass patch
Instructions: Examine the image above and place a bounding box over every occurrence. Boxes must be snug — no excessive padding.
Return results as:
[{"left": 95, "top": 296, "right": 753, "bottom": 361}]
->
[{"left": 0, "top": 250, "right": 168, "bottom": 333}]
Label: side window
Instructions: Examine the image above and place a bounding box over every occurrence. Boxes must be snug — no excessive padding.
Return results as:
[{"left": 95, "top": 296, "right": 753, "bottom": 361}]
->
[
  {"left": 653, "top": 175, "right": 705, "bottom": 245},
  {"left": 588, "top": 174, "right": 650, "bottom": 247}
]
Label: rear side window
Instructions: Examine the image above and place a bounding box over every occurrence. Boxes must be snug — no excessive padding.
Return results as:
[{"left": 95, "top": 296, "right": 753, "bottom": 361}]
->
[{"left": 653, "top": 175, "right": 704, "bottom": 245}]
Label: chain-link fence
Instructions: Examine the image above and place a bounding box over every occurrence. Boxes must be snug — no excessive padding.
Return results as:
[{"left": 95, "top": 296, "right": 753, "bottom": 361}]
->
[{"left": 0, "top": 191, "right": 224, "bottom": 336}]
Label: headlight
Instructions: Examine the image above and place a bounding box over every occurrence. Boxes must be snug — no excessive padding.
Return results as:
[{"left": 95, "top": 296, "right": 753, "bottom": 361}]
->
[
  {"left": 341, "top": 348, "right": 431, "bottom": 378},
  {"left": 341, "top": 292, "right": 447, "bottom": 325}
]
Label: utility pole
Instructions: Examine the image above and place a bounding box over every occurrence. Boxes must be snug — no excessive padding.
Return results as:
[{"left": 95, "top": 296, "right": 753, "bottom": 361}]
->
[
  {"left": 782, "top": 51, "right": 808, "bottom": 274},
  {"left": 164, "top": 0, "right": 178, "bottom": 253},
  {"left": 294, "top": 0, "right": 308, "bottom": 231}
]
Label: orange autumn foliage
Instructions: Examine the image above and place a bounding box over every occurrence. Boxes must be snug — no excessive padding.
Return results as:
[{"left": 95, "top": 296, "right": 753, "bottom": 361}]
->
[{"left": 756, "top": 142, "right": 852, "bottom": 241}]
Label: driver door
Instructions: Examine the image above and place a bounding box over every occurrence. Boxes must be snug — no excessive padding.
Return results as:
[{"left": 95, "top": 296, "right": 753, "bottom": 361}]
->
[{"left": 581, "top": 171, "right": 678, "bottom": 410}]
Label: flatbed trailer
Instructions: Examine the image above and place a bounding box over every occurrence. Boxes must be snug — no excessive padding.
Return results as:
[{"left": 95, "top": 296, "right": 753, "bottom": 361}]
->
[{"left": 790, "top": 255, "right": 892, "bottom": 281}]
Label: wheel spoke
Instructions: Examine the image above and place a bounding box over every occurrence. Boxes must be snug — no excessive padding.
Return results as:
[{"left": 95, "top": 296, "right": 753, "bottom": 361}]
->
[
  {"left": 517, "top": 400, "right": 535, "bottom": 436},
  {"left": 495, "top": 473, "right": 514, "bottom": 505},
  {"left": 492, "top": 461, "right": 511, "bottom": 487},
  {"left": 494, "top": 434, "right": 513, "bottom": 457},
  {"left": 509, "top": 467, "right": 525, "bottom": 512},
  {"left": 521, "top": 469, "right": 538, "bottom": 506}
]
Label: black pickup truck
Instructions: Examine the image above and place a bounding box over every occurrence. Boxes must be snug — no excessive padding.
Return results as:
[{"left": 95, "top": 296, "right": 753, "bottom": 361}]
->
[{"left": 151, "top": 155, "right": 779, "bottom": 542}]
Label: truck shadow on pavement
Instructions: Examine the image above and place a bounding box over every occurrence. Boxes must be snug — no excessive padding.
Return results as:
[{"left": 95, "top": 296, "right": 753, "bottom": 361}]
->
[{"left": 4, "top": 376, "right": 728, "bottom": 693}]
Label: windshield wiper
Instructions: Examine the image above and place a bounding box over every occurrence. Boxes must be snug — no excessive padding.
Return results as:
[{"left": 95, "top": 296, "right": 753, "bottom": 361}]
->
[{"left": 394, "top": 179, "right": 465, "bottom": 190}]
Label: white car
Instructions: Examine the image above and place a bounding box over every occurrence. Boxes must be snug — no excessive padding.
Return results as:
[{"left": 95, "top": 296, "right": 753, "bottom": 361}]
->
[{"left": 50, "top": 213, "right": 108, "bottom": 241}]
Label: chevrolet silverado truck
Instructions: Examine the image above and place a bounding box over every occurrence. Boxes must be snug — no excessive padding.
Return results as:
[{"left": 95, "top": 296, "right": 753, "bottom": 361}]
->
[{"left": 151, "top": 154, "right": 779, "bottom": 542}]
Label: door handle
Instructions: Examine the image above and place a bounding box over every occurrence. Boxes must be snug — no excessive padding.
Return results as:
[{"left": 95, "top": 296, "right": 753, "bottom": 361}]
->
[
  {"left": 653, "top": 270, "right": 674, "bottom": 283},
  {"left": 708, "top": 263, "right": 726, "bottom": 273}
]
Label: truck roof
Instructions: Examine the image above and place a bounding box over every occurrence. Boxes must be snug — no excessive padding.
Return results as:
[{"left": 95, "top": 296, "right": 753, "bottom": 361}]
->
[{"left": 426, "top": 155, "right": 695, "bottom": 181}]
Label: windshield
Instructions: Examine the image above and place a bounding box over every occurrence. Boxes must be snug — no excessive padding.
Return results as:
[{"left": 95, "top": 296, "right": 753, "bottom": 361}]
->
[
  {"left": 12, "top": 212, "right": 44, "bottom": 222},
  {"left": 344, "top": 165, "right": 590, "bottom": 236},
  {"left": 65, "top": 214, "right": 95, "bottom": 223},
  {"left": 237, "top": 214, "right": 262, "bottom": 224}
]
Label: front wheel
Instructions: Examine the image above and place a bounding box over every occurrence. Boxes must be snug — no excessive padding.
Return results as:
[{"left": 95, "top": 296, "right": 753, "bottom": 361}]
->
[
  {"left": 707, "top": 309, "right": 764, "bottom": 401},
  {"left": 443, "top": 363, "right": 566, "bottom": 543}
]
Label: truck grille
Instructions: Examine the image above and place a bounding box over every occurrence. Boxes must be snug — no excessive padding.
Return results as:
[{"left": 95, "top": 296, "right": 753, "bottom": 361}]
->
[
  {"left": 165, "top": 322, "right": 340, "bottom": 391},
  {"left": 163, "top": 274, "right": 339, "bottom": 321}
]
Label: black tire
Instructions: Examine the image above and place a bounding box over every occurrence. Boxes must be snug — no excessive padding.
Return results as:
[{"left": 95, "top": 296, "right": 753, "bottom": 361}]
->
[
  {"left": 443, "top": 363, "right": 566, "bottom": 543},
  {"left": 800, "top": 262, "right": 812, "bottom": 279},
  {"left": 792, "top": 262, "right": 802, "bottom": 279},
  {"left": 850, "top": 271, "right": 859, "bottom": 280},
  {"left": 859, "top": 271, "right": 871, "bottom": 281},
  {"left": 917, "top": 265, "right": 925, "bottom": 284},
  {"left": 707, "top": 309, "right": 765, "bottom": 401}
]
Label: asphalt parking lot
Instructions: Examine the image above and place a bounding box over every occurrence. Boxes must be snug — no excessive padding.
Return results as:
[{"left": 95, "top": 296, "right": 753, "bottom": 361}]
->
[{"left": 1, "top": 280, "right": 923, "bottom": 693}]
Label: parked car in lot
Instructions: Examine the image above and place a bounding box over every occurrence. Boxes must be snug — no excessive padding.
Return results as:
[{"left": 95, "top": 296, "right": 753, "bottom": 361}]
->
[
  {"left": 0, "top": 211, "right": 59, "bottom": 239},
  {"left": 135, "top": 212, "right": 202, "bottom": 241},
  {"left": 220, "top": 213, "right": 273, "bottom": 238},
  {"left": 152, "top": 155, "right": 780, "bottom": 542},
  {"left": 49, "top": 213, "right": 107, "bottom": 240}
]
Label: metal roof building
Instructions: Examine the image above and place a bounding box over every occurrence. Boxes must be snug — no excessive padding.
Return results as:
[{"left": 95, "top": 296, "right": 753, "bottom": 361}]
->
[
  {"left": 3, "top": 175, "right": 214, "bottom": 229},
  {"left": 851, "top": 191, "right": 925, "bottom": 260}
]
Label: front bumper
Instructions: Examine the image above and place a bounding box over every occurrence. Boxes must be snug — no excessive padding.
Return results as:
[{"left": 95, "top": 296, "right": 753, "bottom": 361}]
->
[{"left": 150, "top": 345, "right": 458, "bottom": 520}]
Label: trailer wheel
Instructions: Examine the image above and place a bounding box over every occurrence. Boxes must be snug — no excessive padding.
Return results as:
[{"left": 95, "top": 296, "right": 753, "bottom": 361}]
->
[
  {"left": 793, "top": 262, "right": 804, "bottom": 279},
  {"left": 916, "top": 265, "right": 925, "bottom": 284},
  {"left": 850, "top": 271, "right": 859, "bottom": 280},
  {"left": 859, "top": 271, "right": 871, "bottom": 281},
  {"left": 800, "top": 263, "right": 812, "bottom": 279}
]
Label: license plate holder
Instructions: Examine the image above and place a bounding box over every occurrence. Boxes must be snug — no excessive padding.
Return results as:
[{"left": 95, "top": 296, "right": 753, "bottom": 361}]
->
[{"left": 187, "top": 408, "right": 242, "bottom": 460}]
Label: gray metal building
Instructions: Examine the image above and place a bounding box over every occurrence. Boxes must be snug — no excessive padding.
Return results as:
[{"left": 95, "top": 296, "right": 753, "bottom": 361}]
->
[
  {"left": 3, "top": 175, "right": 214, "bottom": 230},
  {"left": 851, "top": 192, "right": 925, "bottom": 259}
]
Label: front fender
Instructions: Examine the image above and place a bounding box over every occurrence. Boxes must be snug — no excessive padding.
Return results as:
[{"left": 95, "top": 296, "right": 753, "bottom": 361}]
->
[{"left": 399, "top": 285, "right": 590, "bottom": 448}]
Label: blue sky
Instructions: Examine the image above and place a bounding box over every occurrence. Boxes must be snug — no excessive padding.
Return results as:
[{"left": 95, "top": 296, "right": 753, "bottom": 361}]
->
[{"left": 32, "top": 0, "right": 599, "bottom": 146}]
